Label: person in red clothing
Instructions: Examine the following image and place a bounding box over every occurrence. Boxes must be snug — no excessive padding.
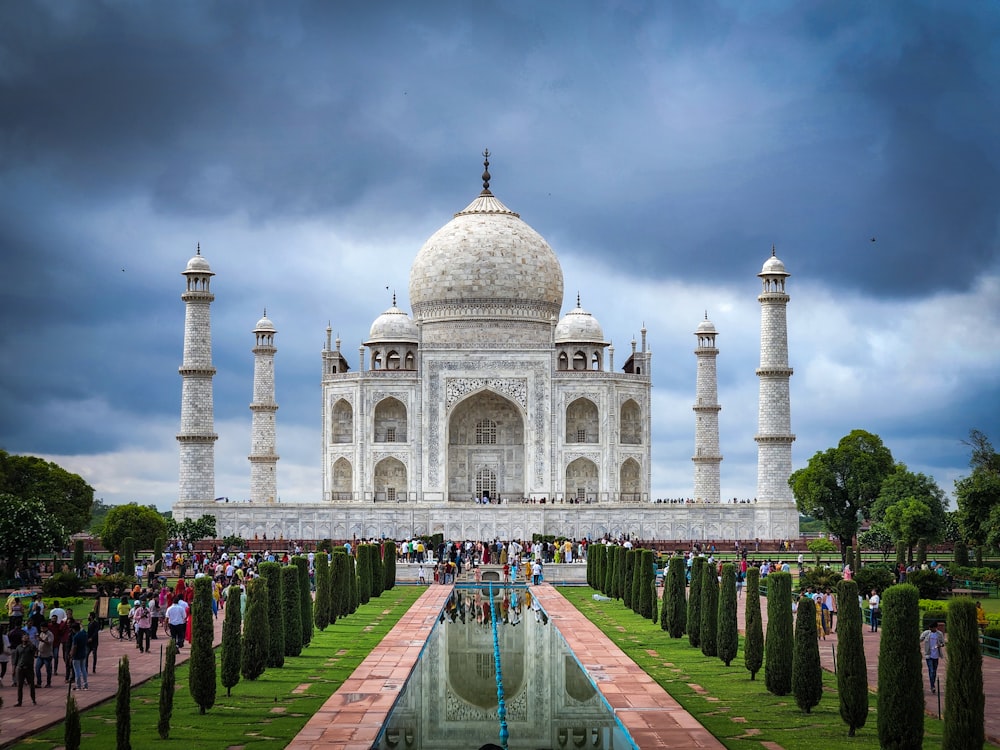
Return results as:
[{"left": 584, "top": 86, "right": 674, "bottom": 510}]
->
[{"left": 48, "top": 616, "right": 68, "bottom": 676}]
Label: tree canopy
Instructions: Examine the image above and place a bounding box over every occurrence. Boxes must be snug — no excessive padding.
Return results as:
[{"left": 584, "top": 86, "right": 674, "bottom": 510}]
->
[
  {"left": 954, "top": 429, "right": 1000, "bottom": 548},
  {"left": 789, "top": 429, "right": 894, "bottom": 550},
  {"left": 167, "top": 515, "right": 217, "bottom": 545},
  {"left": 101, "top": 502, "right": 168, "bottom": 551},
  {"left": 870, "top": 464, "right": 946, "bottom": 554},
  {"left": 0, "top": 494, "right": 66, "bottom": 573},
  {"left": 0, "top": 449, "right": 94, "bottom": 534}
]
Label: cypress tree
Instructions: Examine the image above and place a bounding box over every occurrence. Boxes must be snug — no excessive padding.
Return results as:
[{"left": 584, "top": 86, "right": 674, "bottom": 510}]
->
[
  {"left": 943, "top": 598, "right": 984, "bottom": 749},
  {"left": 314, "top": 552, "right": 331, "bottom": 630},
  {"left": 116, "top": 655, "right": 131, "bottom": 750},
  {"left": 621, "top": 548, "right": 633, "bottom": 607},
  {"left": 630, "top": 550, "right": 644, "bottom": 615},
  {"left": 915, "top": 538, "right": 927, "bottom": 567},
  {"left": 189, "top": 576, "right": 216, "bottom": 714},
  {"left": 744, "top": 567, "right": 763, "bottom": 680},
  {"left": 122, "top": 537, "right": 135, "bottom": 578},
  {"left": 292, "top": 555, "right": 313, "bottom": 646},
  {"left": 240, "top": 577, "right": 269, "bottom": 680},
  {"left": 792, "top": 596, "right": 823, "bottom": 713},
  {"left": 953, "top": 540, "right": 968, "bottom": 566},
  {"left": 153, "top": 536, "right": 164, "bottom": 575},
  {"left": 894, "top": 541, "right": 906, "bottom": 569},
  {"left": 357, "top": 545, "right": 372, "bottom": 605},
  {"left": 836, "top": 579, "right": 868, "bottom": 736},
  {"left": 587, "top": 543, "right": 598, "bottom": 588},
  {"left": 687, "top": 556, "right": 704, "bottom": 648},
  {"left": 282, "top": 565, "right": 303, "bottom": 657},
  {"left": 258, "top": 562, "right": 284, "bottom": 668},
  {"left": 220, "top": 586, "right": 242, "bottom": 696},
  {"left": 73, "top": 539, "right": 85, "bottom": 577},
  {"left": 717, "top": 563, "right": 738, "bottom": 666},
  {"left": 700, "top": 561, "right": 718, "bottom": 657},
  {"left": 854, "top": 544, "right": 863, "bottom": 578},
  {"left": 383, "top": 540, "right": 397, "bottom": 591},
  {"left": 158, "top": 640, "right": 177, "bottom": 739},
  {"left": 764, "top": 572, "right": 793, "bottom": 696},
  {"left": 347, "top": 552, "right": 359, "bottom": 614},
  {"left": 639, "top": 550, "right": 656, "bottom": 619},
  {"left": 603, "top": 544, "right": 616, "bottom": 596},
  {"left": 665, "top": 556, "right": 686, "bottom": 637},
  {"left": 65, "top": 690, "right": 82, "bottom": 750},
  {"left": 371, "top": 544, "right": 383, "bottom": 594},
  {"left": 876, "top": 583, "right": 923, "bottom": 750},
  {"left": 330, "top": 551, "right": 348, "bottom": 625},
  {"left": 975, "top": 545, "right": 984, "bottom": 567},
  {"left": 650, "top": 565, "right": 659, "bottom": 625}
]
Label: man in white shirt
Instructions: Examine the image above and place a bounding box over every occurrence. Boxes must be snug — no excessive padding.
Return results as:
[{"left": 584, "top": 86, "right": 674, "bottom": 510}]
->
[
  {"left": 165, "top": 599, "right": 188, "bottom": 649},
  {"left": 920, "top": 620, "right": 945, "bottom": 693}
]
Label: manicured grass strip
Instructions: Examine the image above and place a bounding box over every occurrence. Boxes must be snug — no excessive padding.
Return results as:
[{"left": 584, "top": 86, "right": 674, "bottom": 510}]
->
[
  {"left": 560, "top": 587, "right": 995, "bottom": 750},
  {"left": 13, "top": 586, "right": 424, "bottom": 750}
]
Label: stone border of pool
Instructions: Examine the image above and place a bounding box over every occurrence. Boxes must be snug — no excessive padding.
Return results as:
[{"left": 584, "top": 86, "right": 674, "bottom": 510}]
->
[{"left": 286, "top": 584, "right": 723, "bottom": 750}]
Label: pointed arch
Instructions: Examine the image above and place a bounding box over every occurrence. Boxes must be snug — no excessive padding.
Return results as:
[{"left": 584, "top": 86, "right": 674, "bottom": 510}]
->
[
  {"left": 620, "top": 398, "right": 641, "bottom": 445},
  {"left": 332, "top": 457, "right": 352, "bottom": 501},
  {"left": 331, "top": 399, "right": 353, "bottom": 443},
  {"left": 557, "top": 352, "right": 569, "bottom": 371},
  {"left": 373, "top": 457, "right": 407, "bottom": 502},
  {"left": 565, "top": 457, "right": 599, "bottom": 503},
  {"left": 620, "top": 458, "right": 641, "bottom": 502},
  {"left": 374, "top": 396, "right": 407, "bottom": 443},
  {"left": 565, "top": 397, "right": 599, "bottom": 443}
]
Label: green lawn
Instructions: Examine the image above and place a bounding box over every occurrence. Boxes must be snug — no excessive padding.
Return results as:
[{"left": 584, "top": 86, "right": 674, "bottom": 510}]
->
[
  {"left": 12, "top": 586, "right": 424, "bottom": 750},
  {"left": 559, "top": 587, "right": 996, "bottom": 750}
]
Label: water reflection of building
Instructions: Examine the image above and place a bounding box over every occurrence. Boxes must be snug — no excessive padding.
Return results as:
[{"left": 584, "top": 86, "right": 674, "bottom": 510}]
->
[{"left": 378, "top": 588, "right": 626, "bottom": 750}]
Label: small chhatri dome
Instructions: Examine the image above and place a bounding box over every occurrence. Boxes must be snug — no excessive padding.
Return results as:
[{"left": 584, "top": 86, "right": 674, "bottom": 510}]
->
[
  {"left": 760, "top": 245, "right": 789, "bottom": 276},
  {"left": 367, "top": 295, "right": 418, "bottom": 343},
  {"left": 696, "top": 311, "right": 717, "bottom": 334},
  {"left": 255, "top": 308, "right": 276, "bottom": 333},
  {"left": 185, "top": 243, "right": 213, "bottom": 274},
  {"left": 555, "top": 294, "right": 606, "bottom": 343}
]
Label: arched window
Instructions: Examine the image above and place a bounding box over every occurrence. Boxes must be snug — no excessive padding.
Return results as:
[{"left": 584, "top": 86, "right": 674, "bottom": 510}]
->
[
  {"left": 573, "top": 351, "right": 587, "bottom": 370},
  {"left": 557, "top": 352, "right": 569, "bottom": 371},
  {"left": 372, "top": 351, "right": 383, "bottom": 370},
  {"left": 331, "top": 399, "right": 353, "bottom": 443},
  {"left": 374, "top": 397, "right": 407, "bottom": 443},
  {"left": 591, "top": 352, "right": 602, "bottom": 371},
  {"left": 476, "top": 467, "right": 497, "bottom": 501},
  {"left": 404, "top": 351, "right": 415, "bottom": 370},
  {"left": 387, "top": 350, "right": 401, "bottom": 370},
  {"left": 620, "top": 399, "right": 641, "bottom": 445},
  {"left": 476, "top": 419, "right": 497, "bottom": 445}
]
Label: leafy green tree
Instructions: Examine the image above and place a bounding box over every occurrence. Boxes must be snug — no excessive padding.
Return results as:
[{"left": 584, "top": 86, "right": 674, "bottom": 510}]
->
[
  {"left": 687, "top": 557, "right": 704, "bottom": 648},
  {"left": 383, "top": 541, "right": 397, "bottom": 591},
  {"left": 807, "top": 538, "right": 836, "bottom": 566},
  {"left": 882, "top": 498, "right": 937, "bottom": 561},
  {"left": 158, "top": 641, "right": 177, "bottom": 739},
  {"left": 0, "top": 449, "right": 94, "bottom": 534},
  {"left": 789, "top": 429, "right": 894, "bottom": 551},
  {"left": 100, "top": 503, "right": 167, "bottom": 553},
  {"left": 240, "top": 577, "right": 269, "bottom": 680},
  {"left": 700, "top": 561, "right": 718, "bottom": 657},
  {"left": 281, "top": 565, "right": 303, "bottom": 657},
  {"left": 876, "top": 584, "right": 923, "bottom": 750},
  {"left": 220, "top": 587, "right": 242, "bottom": 696},
  {"left": 153, "top": 536, "right": 165, "bottom": 574},
  {"left": 116, "top": 655, "right": 132, "bottom": 750},
  {"left": 792, "top": 596, "right": 823, "bottom": 713},
  {"left": 764, "top": 572, "right": 793, "bottom": 696},
  {"left": 954, "top": 429, "right": 1000, "bottom": 548},
  {"left": 836, "top": 580, "right": 869, "bottom": 736},
  {"left": 258, "top": 562, "right": 284, "bottom": 668},
  {"left": 292, "top": 555, "right": 313, "bottom": 646},
  {"left": 858, "top": 523, "right": 894, "bottom": 562},
  {"left": 943, "top": 598, "right": 985, "bottom": 749},
  {"left": 664, "top": 556, "right": 686, "bottom": 637},
  {"left": 871, "top": 464, "right": 946, "bottom": 545},
  {"left": 717, "top": 563, "right": 738, "bottom": 666},
  {"left": 189, "top": 577, "right": 216, "bottom": 714},
  {"left": 954, "top": 540, "right": 969, "bottom": 566},
  {"left": 744, "top": 567, "right": 764, "bottom": 681},
  {"left": 65, "top": 691, "right": 82, "bottom": 750},
  {"left": 0, "top": 494, "right": 65, "bottom": 574},
  {"left": 167, "top": 514, "right": 218, "bottom": 546},
  {"left": 314, "top": 552, "right": 331, "bottom": 630}
]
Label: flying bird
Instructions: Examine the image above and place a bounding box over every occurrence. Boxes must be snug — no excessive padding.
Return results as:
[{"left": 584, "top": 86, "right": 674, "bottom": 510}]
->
[{"left": 870, "top": 237, "right": 876, "bottom": 243}]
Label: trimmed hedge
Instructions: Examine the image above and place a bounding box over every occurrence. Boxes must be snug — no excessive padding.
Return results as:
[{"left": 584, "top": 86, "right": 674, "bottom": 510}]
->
[
  {"left": 188, "top": 577, "right": 217, "bottom": 714},
  {"left": 240, "top": 577, "right": 269, "bottom": 680},
  {"left": 314, "top": 552, "right": 331, "bottom": 630},
  {"left": 744, "top": 567, "right": 763, "bottom": 680},
  {"left": 258, "top": 562, "right": 285, "bottom": 668},
  {"left": 792, "top": 596, "right": 822, "bottom": 713},
  {"left": 877, "top": 584, "right": 924, "bottom": 749},
  {"left": 699, "top": 561, "right": 718, "bottom": 657},
  {"left": 943, "top": 598, "right": 985, "bottom": 749},
  {"left": 220, "top": 586, "right": 242, "bottom": 696},
  {"left": 836, "top": 580, "right": 868, "bottom": 736},
  {"left": 281, "top": 565, "right": 303, "bottom": 657},
  {"left": 687, "top": 557, "right": 704, "bottom": 648},
  {"left": 717, "top": 563, "right": 738, "bottom": 666},
  {"left": 764, "top": 572, "right": 793, "bottom": 696}
]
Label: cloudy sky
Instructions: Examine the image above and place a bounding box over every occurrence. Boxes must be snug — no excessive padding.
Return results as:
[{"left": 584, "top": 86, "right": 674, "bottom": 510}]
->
[{"left": 2, "top": 1, "right": 998, "bottom": 513}]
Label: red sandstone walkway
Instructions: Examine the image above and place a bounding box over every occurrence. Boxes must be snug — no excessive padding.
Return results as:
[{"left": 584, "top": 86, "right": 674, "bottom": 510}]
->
[
  {"left": 288, "top": 584, "right": 721, "bottom": 750},
  {"left": 0, "top": 612, "right": 226, "bottom": 748},
  {"left": 734, "top": 591, "right": 1000, "bottom": 744}
]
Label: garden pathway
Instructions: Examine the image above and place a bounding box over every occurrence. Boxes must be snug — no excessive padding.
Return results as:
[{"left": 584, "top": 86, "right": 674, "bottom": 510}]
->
[
  {"left": 0, "top": 609, "right": 226, "bottom": 748},
  {"left": 735, "top": 589, "right": 1000, "bottom": 744}
]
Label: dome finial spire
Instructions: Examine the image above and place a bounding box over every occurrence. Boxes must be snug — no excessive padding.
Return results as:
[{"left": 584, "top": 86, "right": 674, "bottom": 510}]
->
[
  {"left": 771, "top": 244, "right": 776, "bottom": 257},
  {"left": 481, "top": 148, "right": 491, "bottom": 194},
  {"left": 392, "top": 290, "right": 397, "bottom": 306},
  {"left": 197, "top": 242, "right": 201, "bottom": 255},
  {"left": 576, "top": 292, "right": 581, "bottom": 308}
]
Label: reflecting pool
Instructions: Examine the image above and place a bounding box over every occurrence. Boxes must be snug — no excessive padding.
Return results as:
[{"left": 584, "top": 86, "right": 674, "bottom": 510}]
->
[{"left": 375, "top": 585, "right": 636, "bottom": 750}]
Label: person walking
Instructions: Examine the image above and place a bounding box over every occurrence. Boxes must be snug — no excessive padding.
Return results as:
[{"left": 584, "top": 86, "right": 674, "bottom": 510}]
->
[
  {"left": 34, "top": 621, "right": 54, "bottom": 688},
  {"left": 166, "top": 597, "right": 187, "bottom": 649},
  {"left": 134, "top": 600, "right": 152, "bottom": 653},
  {"left": 919, "top": 619, "right": 945, "bottom": 693},
  {"left": 868, "top": 589, "right": 881, "bottom": 632},
  {"left": 86, "top": 612, "right": 101, "bottom": 673},
  {"left": 69, "top": 621, "right": 89, "bottom": 691},
  {"left": 12, "top": 633, "right": 37, "bottom": 706}
]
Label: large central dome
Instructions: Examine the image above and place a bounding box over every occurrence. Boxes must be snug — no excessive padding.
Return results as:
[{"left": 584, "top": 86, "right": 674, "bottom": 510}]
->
[{"left": 408, "top": 180, "right": 564, "bottom": 336}]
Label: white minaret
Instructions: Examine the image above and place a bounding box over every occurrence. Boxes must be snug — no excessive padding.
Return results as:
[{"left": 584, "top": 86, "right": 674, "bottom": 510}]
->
[
  {"left": 249, "top": 311, "right": 279, "bottom": 504},
  {"left": 755, "top": 247, "right": 795, "bottom": 506},
  {"left": 177, "top": 245, "right": 218, "bottom": 503},
  {"left": 693, "top": 312, "right": 722, "bottom": 503}
]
